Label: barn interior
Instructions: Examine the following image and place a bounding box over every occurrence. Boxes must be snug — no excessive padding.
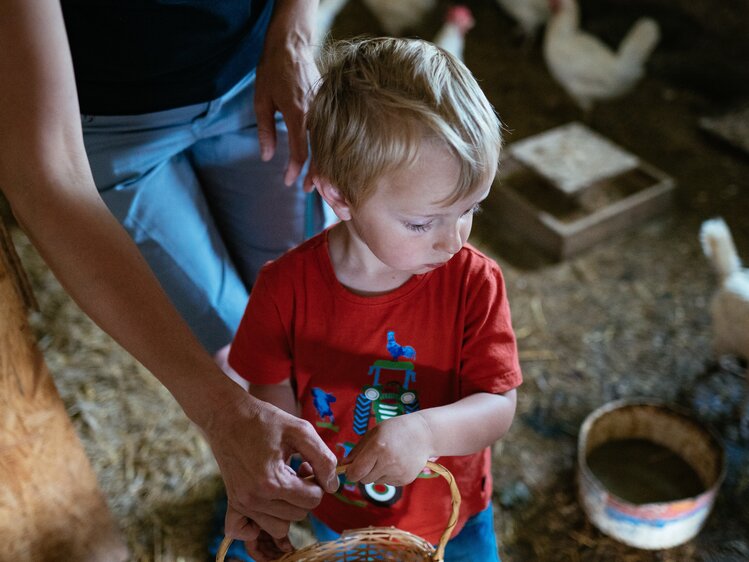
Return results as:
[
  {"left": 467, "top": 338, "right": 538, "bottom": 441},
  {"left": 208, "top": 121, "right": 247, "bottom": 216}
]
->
[{"left": 2, "top": 0, "right": 748, "bottom": 560}]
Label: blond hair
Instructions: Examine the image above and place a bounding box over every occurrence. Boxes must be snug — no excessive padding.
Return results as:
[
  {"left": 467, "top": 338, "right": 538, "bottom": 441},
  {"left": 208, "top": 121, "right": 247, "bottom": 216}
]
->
[{"left": 308, "top": 37, "right": 502, "bottom": 208}]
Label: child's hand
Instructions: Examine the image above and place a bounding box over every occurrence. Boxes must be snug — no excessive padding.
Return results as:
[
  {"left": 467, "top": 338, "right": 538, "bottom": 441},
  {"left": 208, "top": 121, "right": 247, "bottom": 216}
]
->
[{"left": 343, "top": 413, "right": 433, "bottom": 486}]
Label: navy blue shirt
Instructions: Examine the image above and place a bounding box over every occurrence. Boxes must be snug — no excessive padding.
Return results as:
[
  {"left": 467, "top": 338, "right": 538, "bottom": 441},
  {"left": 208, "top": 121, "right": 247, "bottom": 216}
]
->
[{"left": 61, "top": 0, "right": 273, "bottom": 115}]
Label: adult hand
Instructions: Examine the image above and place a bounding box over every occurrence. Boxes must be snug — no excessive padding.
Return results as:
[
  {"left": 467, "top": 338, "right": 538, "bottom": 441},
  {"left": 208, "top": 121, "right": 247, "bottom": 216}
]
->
[
  {"left": 240, "top": 461, "right": 318, "bottom": 561},
  {"left": 255, "top": 0, "right": 320, "bottom": 189},
  {"left": 203, "top": 388, "right": 338, "bottom": 542},
  {"left": 342, "top": 413, "right": 434, "bottom": 487},
  {"left": 242, "top": 529, "right": 293, "bottom": 562}
]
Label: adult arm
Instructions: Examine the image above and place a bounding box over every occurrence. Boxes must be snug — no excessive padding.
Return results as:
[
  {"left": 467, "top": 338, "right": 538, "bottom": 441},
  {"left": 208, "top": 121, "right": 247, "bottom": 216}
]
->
[
  {"left": 0, "top": 0, "right": 337, "bottom": 543},
  {"left": 255, "top": 0, "right": 320, "bottom": 190},
  {"left": 343, "top": 390, "right": 517, "bottom": 485}
]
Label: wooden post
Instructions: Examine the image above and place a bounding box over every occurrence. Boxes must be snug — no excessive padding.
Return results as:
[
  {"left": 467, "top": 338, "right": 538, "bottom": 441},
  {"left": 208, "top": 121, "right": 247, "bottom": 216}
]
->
[{"left": 0, "top": 218, "right": 128, "bottom": 561}]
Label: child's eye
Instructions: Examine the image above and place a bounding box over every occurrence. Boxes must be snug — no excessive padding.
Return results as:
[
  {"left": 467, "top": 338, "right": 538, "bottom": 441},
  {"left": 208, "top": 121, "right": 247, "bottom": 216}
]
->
[{"left": 405, "top": 222, "right": 432, "bottom": 232}]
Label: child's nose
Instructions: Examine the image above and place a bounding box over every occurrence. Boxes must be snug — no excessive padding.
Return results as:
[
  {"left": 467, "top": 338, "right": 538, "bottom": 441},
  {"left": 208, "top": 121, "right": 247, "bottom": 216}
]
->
[{"left": 435, "top": 224, "right": 464, "bottom": 255}]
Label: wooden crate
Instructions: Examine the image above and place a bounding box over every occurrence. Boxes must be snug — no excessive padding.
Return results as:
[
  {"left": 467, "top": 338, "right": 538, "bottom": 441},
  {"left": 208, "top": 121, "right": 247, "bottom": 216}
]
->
[{"left": 492, "top": 123, "right": 675, "bottom": 260}]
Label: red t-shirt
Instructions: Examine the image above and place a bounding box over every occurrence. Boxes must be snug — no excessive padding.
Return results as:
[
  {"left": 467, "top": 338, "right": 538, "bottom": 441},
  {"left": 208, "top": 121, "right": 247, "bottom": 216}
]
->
[{"left": 229, "top": 230, "right": 522, "bottom": 544}]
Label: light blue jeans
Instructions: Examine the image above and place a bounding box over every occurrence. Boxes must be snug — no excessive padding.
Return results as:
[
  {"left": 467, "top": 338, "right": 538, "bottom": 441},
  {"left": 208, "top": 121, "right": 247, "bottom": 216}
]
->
[
  {"left": 309, "top": 504, "right": 501, "bottom": 562},
  {"left": 81, "top": 72, "right": 330, "bottom": 353}
]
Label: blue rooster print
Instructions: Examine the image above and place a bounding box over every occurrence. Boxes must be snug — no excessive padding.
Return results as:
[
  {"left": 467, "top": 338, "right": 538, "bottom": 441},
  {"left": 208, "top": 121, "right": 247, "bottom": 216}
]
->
[
  {"left": 386, "top": 331, "right": 416, "bottom": 361},
  {"left": 311, "top": 387, "right": 338, "bottom": 431}
]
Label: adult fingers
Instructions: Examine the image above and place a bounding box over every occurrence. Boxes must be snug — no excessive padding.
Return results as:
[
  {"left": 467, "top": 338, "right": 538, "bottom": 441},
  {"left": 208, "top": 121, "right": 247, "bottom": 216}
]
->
[
  {"left": 282, "top": 111, "right": 308, "bottom": 187},
  {"left": 240, "top": 466, "right": 318, "bottom": 519},
  {"left": 302, "top": 172, "right": 315, "bottom": 193},
  {"left": 240, "top": 539, "right": 267, "bottom": 562},
  {"left": 245, "top": 496, "right": 313, "bottom": 521},
  {"left": 224, "top": 505, "right": 261, "bottom": 542},
  {"left": 302, "top": 161, "right": 318, "bottom": 193},
  {"left": 286, "top": 421, "right": 339, "bottom": 493},
  {"left": 244, "top": 532, "right": 291, "bottom": 562},
  {"left": 224, "top": 459, "right": 317, "bottom": 519},
  {"left": 273, "top": 535, "right": 294, "bottom": 555},
  {"left": 254, "top": 94, "right": 277, "bottom": 163},
  {"left": 247, "top": 509, "right": 292, "bottom": 539},
  {"left": 272, "top": 470, "right": 327, "bottom": 513}
]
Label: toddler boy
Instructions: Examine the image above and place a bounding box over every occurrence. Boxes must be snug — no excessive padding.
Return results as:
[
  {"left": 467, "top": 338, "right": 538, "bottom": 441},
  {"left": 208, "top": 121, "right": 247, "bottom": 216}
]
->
[{"left": 229, "top": 37, "right": 522, "bottom": 562}]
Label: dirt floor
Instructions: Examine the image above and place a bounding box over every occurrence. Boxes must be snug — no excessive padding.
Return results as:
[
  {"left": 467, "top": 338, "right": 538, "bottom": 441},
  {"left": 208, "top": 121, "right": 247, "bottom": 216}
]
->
[{"left": 4, "top": 0, "right": 749, "bottom": 560}]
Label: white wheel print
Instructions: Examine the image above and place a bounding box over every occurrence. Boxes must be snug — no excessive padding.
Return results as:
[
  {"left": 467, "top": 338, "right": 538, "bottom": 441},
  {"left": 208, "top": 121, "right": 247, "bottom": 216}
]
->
[{"left": 360, "top": 482, "right": 402, "bottom": 506}]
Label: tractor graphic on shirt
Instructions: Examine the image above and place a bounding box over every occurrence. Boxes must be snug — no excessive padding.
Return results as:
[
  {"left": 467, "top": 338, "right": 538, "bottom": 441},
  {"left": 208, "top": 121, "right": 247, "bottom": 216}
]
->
[
  {"left": 353, "top": 359, "right": 420, "bottom": 435},
  {"left": 348, "top": 331, "right": 421, "bottom": 506}
]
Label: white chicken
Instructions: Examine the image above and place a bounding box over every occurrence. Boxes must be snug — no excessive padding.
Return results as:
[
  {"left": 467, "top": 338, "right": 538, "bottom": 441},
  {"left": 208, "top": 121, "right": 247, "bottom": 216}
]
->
[
  {"left": 496, "top": 0, "right": 550, "bottom": 41},
  {"left": 315, "top": 0, "right": 350, "bottom": 46},
  {"left": 362, "top": 0, "right": 437, "bottom": 36},
  {"left": 433, "top": 5, "right": 475, "bottom": 62},
  {"left": 700, "top": 217, "right": 749, "bottom": 437},
  {"left": 543, "top": 0, "right": 660, "bottom": 112}
]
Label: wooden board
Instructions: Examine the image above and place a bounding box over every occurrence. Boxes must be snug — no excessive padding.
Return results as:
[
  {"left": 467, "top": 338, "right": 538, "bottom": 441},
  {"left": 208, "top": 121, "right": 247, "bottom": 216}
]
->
[
  {"left": 0, "top": 219, "right": 128, "bottom": 562},
  {"left": 493, "top": 157, "right": 675, "bottom": 260},
  {"left": 508, "top": 122, "right": 640, "bottom": 197}
]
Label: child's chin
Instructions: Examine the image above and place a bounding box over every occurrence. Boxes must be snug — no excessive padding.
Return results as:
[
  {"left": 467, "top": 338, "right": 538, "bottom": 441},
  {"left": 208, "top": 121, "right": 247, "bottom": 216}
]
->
[{"left": 419, "top": 262, "right": 446, "bottom": 273}]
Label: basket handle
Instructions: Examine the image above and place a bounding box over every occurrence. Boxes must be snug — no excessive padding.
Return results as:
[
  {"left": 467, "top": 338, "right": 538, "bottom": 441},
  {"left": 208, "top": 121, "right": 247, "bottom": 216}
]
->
[
  {"left": 215, "top": 460, "right": 461, "bottom": 562},
  {"left": 420, "top": 460, "right": 461, "bottom": 560}
]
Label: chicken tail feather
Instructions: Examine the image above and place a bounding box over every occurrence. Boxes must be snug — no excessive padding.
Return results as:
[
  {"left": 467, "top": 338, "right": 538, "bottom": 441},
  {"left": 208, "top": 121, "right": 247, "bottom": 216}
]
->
[
  {"left": 617, "top": 17, "right": 660, "bottom": 67},
  {"left": 701, "top": 218, "right": 742, "bottom": 282}
]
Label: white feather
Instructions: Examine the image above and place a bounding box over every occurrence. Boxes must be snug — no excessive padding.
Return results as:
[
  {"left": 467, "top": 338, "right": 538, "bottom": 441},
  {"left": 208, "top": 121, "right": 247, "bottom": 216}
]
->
[{"left": 700, "top": 218, "right": 749, "bottom": 361}]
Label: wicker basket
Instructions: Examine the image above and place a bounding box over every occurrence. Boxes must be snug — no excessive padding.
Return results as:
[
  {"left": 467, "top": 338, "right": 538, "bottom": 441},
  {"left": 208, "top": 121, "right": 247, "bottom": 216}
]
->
[{"left": 215, "top": 461, "right": 460, "bottom": 562}]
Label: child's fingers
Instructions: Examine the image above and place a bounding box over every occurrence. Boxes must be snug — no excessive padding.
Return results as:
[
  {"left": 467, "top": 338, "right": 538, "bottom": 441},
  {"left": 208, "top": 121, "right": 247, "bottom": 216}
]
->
[
  {"left": 373, "top": 474, "right": 398, "bottom": 486},
  {"left": 344, "top": 452, "right": 378, "bottom": 483}
]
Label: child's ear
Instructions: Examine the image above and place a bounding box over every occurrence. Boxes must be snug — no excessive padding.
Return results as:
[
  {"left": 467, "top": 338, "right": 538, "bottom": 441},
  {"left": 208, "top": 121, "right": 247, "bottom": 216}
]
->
[{"left": 314, "top": 176, "right": 353, "bottom": 221}]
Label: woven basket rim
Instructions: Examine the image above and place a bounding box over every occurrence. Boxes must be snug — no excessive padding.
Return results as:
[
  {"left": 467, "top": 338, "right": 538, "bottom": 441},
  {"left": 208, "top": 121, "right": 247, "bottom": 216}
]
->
[{"left": 215, "top": 461, "right": 460, "bottom": 562}]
